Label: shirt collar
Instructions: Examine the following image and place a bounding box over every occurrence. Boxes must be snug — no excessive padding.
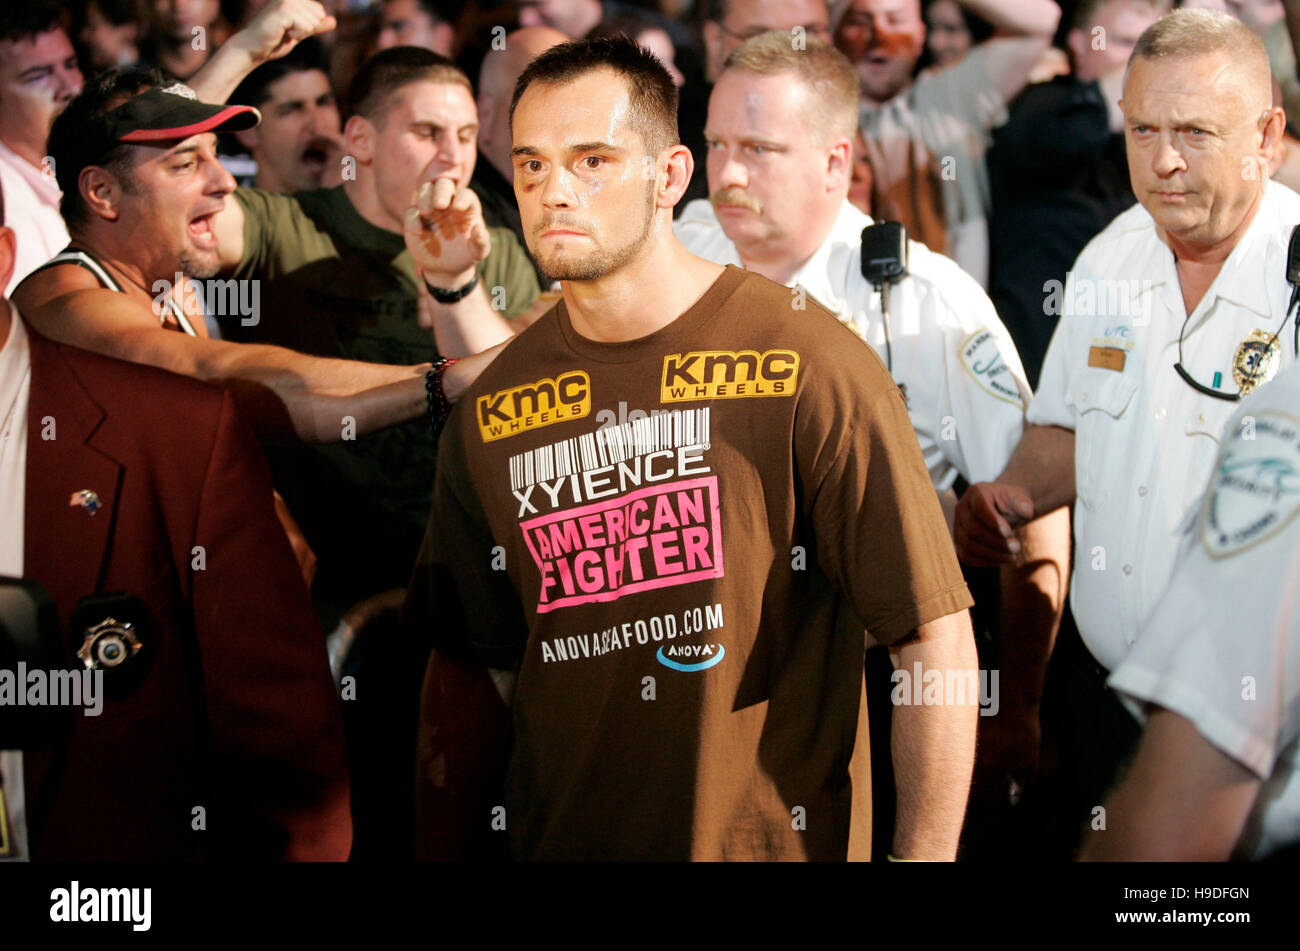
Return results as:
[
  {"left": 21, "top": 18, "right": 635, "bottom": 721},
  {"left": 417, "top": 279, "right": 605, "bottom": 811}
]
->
[
  {"left": 788, "top": 200, "right": 873, "bottom": 311},
  {"left": 1145, "top": 183, "right": 1280, "bottom": 326},
  {"left": 1203, "top": 183, "right": 1281, "bottom": 320},
  {"left": 0, "top": 138, "right": 61, "bottom": 205},
  {"left": 319, "top": 185, "right": 407, "bottom": 260}
]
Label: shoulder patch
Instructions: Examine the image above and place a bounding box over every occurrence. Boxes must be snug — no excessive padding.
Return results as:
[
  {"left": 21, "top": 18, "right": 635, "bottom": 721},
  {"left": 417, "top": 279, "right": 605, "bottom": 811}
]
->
[
  {"left": 960, "top": 328, "right": 1023, "bottom": 406},
  {"left": 1200, "top": 411, "right": 1300, "bottom": 558}
]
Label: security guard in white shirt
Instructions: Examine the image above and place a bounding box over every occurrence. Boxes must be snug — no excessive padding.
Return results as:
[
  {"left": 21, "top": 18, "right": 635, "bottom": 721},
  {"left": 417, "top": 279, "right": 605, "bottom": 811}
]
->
[
  {"left": 955, "top": 8, "right": 1299, "bottom": 842},
  {"left": 677, "top": 196, "right": 1029, "bottom": 496},
  {"left": 677, "top": 35, "right": 1035, "bottom": 504},
  {"left": 678, "top": 32, "right": 1071, "bottom": 817},
  {"left": 1083, "top": 359, "right": 1300, "bottom": 861},
  {"left": 957, "top": 10, "right": 1299, "bottom": 671},
  {"left": 1021, "top": 173, "right": 1300, "bottom": 674}
]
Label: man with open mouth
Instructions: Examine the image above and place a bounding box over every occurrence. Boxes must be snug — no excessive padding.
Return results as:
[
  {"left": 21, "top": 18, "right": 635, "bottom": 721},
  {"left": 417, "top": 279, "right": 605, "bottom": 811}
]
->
[{"left": 227, "top": 38, "right": 345, "bottom": 195}]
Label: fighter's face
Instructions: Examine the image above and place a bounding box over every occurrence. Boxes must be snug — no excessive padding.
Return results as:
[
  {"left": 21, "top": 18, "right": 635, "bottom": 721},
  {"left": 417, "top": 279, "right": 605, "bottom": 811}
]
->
[
  {"left": 368, "top": 80, "right": 479, "bottom": 231},
  {"left": 834, "top": 0, "right": 925, "bottom": 104},
  {"left": 120, "top": 132, "right": 235, "bottom": 279},
  {"left": 1122, "top": 52, "right": 1271, "bottom": 248},
  {"left": 246, "top": 69, "right": 340, "bottom": 192},
  {"left": 511, "top": 68, "right": 660, "bottom": 283},
  {"left": 705, "top": 70, "right": 835, "bottom": 263}
]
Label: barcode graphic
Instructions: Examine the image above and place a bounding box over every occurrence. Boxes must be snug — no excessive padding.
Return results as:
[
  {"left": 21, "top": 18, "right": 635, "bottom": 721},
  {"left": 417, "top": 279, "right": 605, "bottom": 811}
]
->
[{"left": 508, "top": 408, "right": 710, "bottom": 492}]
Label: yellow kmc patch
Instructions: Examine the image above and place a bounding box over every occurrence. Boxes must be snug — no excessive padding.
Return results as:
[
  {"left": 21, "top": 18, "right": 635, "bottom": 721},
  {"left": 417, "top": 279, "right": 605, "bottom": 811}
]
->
[
  {"left": 477, "top": 369, "right": 591, "bottom": 442},
  {"left": 660, "top": 349, "right": 800, "bottom": 402}
]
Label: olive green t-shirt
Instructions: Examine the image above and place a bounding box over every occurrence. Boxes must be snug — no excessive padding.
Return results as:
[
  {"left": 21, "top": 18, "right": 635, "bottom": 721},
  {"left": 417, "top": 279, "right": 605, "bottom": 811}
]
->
[
  {"left": 411, "top": 265, "right": 972, "bottom": 860},
  {"left": 224, "top": 186, "right": 540, "bottom": 606}
]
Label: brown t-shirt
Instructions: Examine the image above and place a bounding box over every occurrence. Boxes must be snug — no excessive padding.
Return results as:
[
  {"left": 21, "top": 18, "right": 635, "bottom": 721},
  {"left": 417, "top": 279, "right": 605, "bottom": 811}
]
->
[{"left": 417, "top": 265, "right": 972, "bottom": 860}]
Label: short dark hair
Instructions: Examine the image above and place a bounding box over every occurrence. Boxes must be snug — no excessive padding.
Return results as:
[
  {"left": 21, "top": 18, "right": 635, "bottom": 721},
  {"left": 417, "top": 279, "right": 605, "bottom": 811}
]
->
[
  {"left": 230, "top": 37, "right": 331, "bottom": 110},
  {"left": 400, "top": 0, "right": 455, "bottom": 25},
  {"left": 88, "top": 0, "right": 143, "bottom": 28},
  {"left": 589, "top": 10, "right": 672, "bottom": 45},
  {"left": 1070, "top": 0, "right": 1168, "bottom": 33},
  {"left": 510, "top": 34, "right": 678, "bottom": 154},
  {"left": 344, "top": 45, "right": 470, "bottom": 122},
  {"left": 0, "top": 2, "right": 68, "bottom": 46},
  {"left": 48, "top": 66, "right": 161, "bottom": 232}
]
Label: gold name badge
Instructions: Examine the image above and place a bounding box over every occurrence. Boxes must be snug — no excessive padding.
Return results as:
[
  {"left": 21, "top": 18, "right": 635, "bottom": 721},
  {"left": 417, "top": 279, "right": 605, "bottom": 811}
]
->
[{"left": 1088, "top": 346, "right": 1126, "bottom": 372}]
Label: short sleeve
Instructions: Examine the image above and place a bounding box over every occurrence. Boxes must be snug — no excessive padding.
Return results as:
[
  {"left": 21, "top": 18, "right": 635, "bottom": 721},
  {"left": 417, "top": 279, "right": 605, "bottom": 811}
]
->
[
  {"left": 482, "top": 227, "right": 540, "bottom": 319},
  {"left": 796, "top": 345, "right": 972, "bottom": 645},
  {"left": 931, "top": 268, "right": 1029, "bottom": 485},
  {"left": 1109, "top": 407, "right": 1300, "bottom": 778},
  {"left": 231, "top": 187, "right": 281, "bottom": 279},
  {"left": 405, "top": 410, "right": 530, "bottom": 670}
]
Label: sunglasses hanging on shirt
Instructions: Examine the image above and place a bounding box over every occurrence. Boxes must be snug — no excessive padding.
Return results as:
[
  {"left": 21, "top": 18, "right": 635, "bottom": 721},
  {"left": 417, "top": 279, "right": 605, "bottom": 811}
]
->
[{"left": 1174, "top": 224, "right": 1300, "bottom": 401}]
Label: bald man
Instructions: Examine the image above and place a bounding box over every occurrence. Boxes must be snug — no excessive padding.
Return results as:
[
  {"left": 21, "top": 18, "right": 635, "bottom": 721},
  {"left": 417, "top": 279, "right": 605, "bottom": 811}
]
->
[
  {"left": 954, "top": 8, "right": 1300, "bottom": 849},
  {"left": 472, "top": 25, "right": 568, "bottom": 271}
]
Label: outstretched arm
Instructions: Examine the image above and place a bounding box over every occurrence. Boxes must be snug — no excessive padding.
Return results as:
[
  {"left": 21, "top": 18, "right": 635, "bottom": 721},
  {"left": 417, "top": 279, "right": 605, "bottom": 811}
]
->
[{"left": 20, "top": 287, "right": 427, "bottom": 443}]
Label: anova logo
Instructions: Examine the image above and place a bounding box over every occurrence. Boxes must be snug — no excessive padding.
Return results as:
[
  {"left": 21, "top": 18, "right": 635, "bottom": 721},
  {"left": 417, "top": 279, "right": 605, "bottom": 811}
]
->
[{"left": 656, "top": 642, "right": 726, "bottom": 672}]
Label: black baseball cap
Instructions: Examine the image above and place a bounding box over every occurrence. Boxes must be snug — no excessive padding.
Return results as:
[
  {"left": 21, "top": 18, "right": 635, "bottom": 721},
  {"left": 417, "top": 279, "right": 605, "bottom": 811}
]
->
[
  {"left": 48, "top": 70, "right": 266, "bottom": 225},
  {"left": 87, "top": 81, "right": 261, "bottom": 155}
]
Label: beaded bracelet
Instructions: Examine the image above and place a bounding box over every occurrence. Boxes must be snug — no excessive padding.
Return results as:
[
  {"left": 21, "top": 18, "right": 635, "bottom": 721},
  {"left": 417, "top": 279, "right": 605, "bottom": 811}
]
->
[{"left": 425, "top": 357, "right": 459, "bottom": 434}]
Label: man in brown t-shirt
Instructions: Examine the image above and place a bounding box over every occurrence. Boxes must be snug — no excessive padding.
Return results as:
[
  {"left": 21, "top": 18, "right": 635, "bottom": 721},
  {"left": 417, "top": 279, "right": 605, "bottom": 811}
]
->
[{"left": 408, "top": 34, "right": 979, "bottom": 861}]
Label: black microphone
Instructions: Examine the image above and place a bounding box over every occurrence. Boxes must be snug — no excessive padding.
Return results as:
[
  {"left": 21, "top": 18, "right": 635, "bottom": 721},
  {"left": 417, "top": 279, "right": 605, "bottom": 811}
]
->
[{"left": 860, "top": 221, "right": 909, "bottom": 371}]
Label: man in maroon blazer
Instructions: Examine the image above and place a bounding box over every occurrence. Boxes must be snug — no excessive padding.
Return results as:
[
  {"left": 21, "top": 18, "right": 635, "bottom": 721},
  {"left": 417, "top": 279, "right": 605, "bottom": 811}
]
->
[{"left": 0, "top": 191, "right": 351, "bottom": 860}]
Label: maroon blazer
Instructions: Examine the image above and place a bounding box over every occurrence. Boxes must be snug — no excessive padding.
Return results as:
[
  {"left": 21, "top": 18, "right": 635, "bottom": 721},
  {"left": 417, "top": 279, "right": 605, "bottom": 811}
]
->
[{"left": 20, "top": 325, "right": 351, "bottom": 860}]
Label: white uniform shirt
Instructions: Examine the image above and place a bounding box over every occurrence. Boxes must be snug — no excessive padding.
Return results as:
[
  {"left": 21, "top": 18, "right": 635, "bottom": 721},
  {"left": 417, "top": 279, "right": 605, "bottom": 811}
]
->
[
  {"left": 0, "top": 304, "right": 31, "bottom": 861},
  {"left": 1028, "top": 180, "right": 1300, "bottom": 672},
  {"left": 1109, "top": 361, "right": 1300, "bottom": 859},
  {"left": 675, "top": 198, "right": 1030, "bottom": 492}
]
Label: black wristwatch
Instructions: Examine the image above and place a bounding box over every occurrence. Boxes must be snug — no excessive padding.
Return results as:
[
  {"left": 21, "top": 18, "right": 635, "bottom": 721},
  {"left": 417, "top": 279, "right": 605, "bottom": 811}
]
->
[{"left": 423, "top": 270, "right": 479, "bottom": 303}]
